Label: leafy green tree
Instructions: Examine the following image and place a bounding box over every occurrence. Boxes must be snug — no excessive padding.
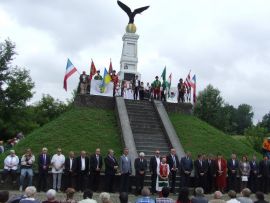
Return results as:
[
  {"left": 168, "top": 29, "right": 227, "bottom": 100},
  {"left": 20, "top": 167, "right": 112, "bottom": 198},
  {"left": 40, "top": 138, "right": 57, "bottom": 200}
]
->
[
  {"left": 260, "top": 112, "right": 270, "bottom": 132},
  {"left": 235, "top": 104, "right": 254, "bottom": 134},
  {"left": 245, "top": 126, "right": 269, "bottom": 153}
]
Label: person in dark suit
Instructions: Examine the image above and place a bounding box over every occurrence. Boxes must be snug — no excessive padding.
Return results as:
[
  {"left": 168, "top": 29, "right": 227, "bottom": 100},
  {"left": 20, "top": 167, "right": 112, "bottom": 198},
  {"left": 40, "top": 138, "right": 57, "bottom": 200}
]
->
[
  {"left": 37, "top": 147, "right": 51, "bottom": 192},
  {"left": 63, "top": 151, "right": 76, "bottom": 190},
  {"left": 259, "top": 155, "right": 270, "bottom": 194},
  {"left": 76, "top": 150, "right": 89, "bottom": 192},
  {"left": 89, "top": 148, "right": 103, "bottom": 192},
  {"left": 206, "top": 154, "right": 216, "bottom": 194},
  {"left": 166, "top": 148, "right": 180, "bottom": 193},
  {"left": 134, "top": 152, "right": 148, "bottom": 195},
  {"left": 119, "top": 148, "right": 132, "bottom": 193},
  {"left": 132, "top": 75, "right": 140, "bottom": 100},
  {"left": 104, "top": 149, "right": 119, "bottom": 193},
  {"left": 149, "top": 150, "right": 160, "bottom": 194},
  {"left": 249, "top": 155, "right": 259, "bottom": 193},
  {"left": 227, "top": 153, "right": 239, "bottom": 192},
  {"left": 180, "top": 151, "right": 193, "bottom": 188},
  {"left": 194, "top": 154, "right": 208, "bottom": 191}
]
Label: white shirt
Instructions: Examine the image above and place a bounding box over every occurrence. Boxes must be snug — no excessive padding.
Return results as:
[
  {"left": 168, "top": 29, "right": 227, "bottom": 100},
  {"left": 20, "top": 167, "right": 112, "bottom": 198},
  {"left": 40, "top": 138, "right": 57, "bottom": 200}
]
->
[
  {"left": 135, "top": 79, "right": 139, "bottom": 87},
  {"left": 4, "top": 155, "right": 19, "bottom": 170},
  {"left": 227, "top": 199, "right": 240, "bottom": 203},
  {"left": 51, "top": 154, "right": 65, "bottom": 173},
  {"left": 69, "top": 158, "right": 73, "bottom": 170},
  {"left": 156, "top": 156, "right": 160, "bottom": 167},
  {"left": 218, "top": 160, "right": 222, "bottom": 170},
  {"left": 81, "top": 157, "right": 86, "bottom": 171}
]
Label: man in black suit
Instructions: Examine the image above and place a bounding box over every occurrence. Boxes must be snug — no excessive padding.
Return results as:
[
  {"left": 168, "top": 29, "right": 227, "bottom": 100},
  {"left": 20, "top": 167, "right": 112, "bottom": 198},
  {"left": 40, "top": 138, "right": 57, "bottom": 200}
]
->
[
  {"left": 249, "top": 154, "right": 259, "bottom": 193},
  {"left": 37, "top": 147, "right": 51, "bottom": 192},
  {"left": 134, "top": 152, "right": 148, "bottom": 195},
  {"left": 149, "top": 150, "right": 160, "bottom": 194},
  {"left": 206, "top": 154, "right": 216, "bottom": 194},
  {"left": 89, "top": 148, "right": 103, "bottom": 192},
  {"left": 227, "top": 153, "right": 239, "bottom": 192},
  {"left": 166, "top": 148, "right": 180, "bottom": 193},
  {"left": 194, "top": 154, "right": 208, "bottom": 191},
  {"left": 259, "top": 155, "right": 269, "bottom": 193},
  {"left": 180, "top": 151, "right": 193, "bottom": 188},
  {"left": 104, "top": 149, "right": 119, "bottom": 193},
  {"left": 63, "top": 151, "right": 76, "bottom": 190},
  {"left": 76, "top": 150, "right": 89, "bottom": 192}
]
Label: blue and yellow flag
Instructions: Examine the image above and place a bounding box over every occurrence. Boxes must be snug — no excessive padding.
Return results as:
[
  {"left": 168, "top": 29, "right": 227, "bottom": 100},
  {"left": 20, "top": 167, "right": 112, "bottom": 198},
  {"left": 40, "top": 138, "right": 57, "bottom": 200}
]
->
[{"left": 100, "top": 68, "right": 111, "bottom": 93}]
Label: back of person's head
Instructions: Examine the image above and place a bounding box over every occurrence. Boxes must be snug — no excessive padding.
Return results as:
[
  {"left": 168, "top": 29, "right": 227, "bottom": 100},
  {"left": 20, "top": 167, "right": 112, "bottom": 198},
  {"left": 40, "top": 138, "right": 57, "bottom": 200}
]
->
[
  {"left": 178, "top": 187, "right": 190, "bottom": 203},
  {"left": 65, "top": 188, "right": 75, "bottom": 199},
  {"left": 119, "top": 192, "right": 128, "bottom": 203},
  {"left": 0, "top": 191, "right": 9, "bottom": 203},
  {"left": 213, "top": 191, "right": 223, "bottom": 199},
  {"left": 141, "top": 187, "right": 150, "bottom": 197},
  {"left": 194, "top": 187, "right": 204, "bottom": 196},
  {"left": 161, "top": 187, "right": 170, "bottom": 198},
  {"left": 228, "top": 190, "right": 237, "bottom": 199},
  {"left": 241, "top": 188, "right": 251, "bottom": 198},
  {"left": 83, "top": 190, "right": 93, "bottom": 199},
  {"left": 256, "top": 192, "right": 265, "bottom": 201},
  {"left": 99, "top": 192, "right": 110, "bottom": 203},
  {"left": 46, "top": 189, "right": 56, "bottom": 201},
  {"left": 25, "top": 186, "right": 36, "bottom": 198}
]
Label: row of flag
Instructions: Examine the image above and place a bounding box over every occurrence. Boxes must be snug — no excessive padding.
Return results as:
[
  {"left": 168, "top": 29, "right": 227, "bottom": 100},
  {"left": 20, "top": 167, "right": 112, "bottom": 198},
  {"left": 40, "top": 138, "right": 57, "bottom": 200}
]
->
[
  {"left": 160, "top": 67, "right": 197, "bottom": 103},
  {"left": 63, "top": 58, "right": 113, "bottom": 91}
]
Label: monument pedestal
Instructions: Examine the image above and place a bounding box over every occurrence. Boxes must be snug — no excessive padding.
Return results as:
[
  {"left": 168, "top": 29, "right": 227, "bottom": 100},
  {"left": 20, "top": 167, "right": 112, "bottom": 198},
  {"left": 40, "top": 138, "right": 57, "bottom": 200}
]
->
[{"left": 119, "top": 32, "right": 140, "bottom": 81}]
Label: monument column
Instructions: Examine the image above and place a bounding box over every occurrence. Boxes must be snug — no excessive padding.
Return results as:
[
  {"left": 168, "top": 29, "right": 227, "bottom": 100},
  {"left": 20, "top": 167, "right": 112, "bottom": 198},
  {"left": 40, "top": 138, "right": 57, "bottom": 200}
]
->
[{"left": 119, "top": 24, "right": 140, "bottom": 81}]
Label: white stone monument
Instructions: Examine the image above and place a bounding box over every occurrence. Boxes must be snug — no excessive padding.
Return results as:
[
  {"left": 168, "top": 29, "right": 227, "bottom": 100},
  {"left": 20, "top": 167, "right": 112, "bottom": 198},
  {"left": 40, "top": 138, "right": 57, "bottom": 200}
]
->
[{"left": 119, "top": 24, "right": 141, "bottom": 81}]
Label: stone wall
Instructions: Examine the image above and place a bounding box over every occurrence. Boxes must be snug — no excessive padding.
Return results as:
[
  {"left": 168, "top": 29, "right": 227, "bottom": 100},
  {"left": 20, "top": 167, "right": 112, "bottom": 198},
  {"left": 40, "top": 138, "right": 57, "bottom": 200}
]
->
[
  {"left": 74, "top": 94, "right": 115, "bottom": 109},
  {"left": 163, "top": 102, "right": 193, "bottom": 114}
]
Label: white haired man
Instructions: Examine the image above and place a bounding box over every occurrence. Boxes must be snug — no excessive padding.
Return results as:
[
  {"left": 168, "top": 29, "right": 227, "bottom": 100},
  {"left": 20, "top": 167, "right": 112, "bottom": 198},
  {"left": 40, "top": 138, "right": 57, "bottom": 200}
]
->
[
  {"left": 19, "top": 186, "right": 40, "bottom": 203},
  {"left": 134, "top": 152, "right": 148, "bottom": 195},
  {"left": 1, "top": 150, "right": 19, "bottom": 184},
  {"left": 42, "top": 189, "right": 58, "bottom": 203}
]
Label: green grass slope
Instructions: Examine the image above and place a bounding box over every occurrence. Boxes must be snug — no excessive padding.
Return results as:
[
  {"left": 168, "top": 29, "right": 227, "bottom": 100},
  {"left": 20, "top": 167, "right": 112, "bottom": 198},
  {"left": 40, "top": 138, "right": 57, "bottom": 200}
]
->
[
  {"left": 169, "top": 113, "right": 261, "bottom": 159},
  {"left": 0, "top": 107, "right": 122, "bottom": 165}
]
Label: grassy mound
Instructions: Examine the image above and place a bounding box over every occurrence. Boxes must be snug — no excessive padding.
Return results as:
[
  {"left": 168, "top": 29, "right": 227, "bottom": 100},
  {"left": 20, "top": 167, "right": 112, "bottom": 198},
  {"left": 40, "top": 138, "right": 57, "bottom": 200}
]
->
[
  {"left": 0, "top": 107, "right": 122, "bottom": 165},
  {"left": 169, "top": 113, "right": 261, "bottom": 159}
]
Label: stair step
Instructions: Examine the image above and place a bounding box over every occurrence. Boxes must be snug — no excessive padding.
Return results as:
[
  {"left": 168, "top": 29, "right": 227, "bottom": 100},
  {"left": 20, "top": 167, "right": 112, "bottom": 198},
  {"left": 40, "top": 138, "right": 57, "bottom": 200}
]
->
[
  {"left": 134, "top": 141, "right": 169, "bottom": 147},
  {"left": 129, "top": 119, "right": 160, "bottom": 125},
  {"left": 129, "top": 116, "right": 160, "bottom": 121},
  {"left": 132, "top": 128, "right": 164, "bottom": 133},
  {"left": 127, "top": 112, "right": 157, "bottom": 117},
  {"left": 137, "top": 146, "right": 169, "bottom": 151},
  {"left": 133, "top": 133, "right": 167, "bottom": 138},
  {"left": 141, "top": 150, "right": 170, "bottom": 156},
  {"left": 125, "top": 104, "right": 154, "bottom": 110},
  {"left": 131, "top": 124, "right": 162, "bottom": 129}
]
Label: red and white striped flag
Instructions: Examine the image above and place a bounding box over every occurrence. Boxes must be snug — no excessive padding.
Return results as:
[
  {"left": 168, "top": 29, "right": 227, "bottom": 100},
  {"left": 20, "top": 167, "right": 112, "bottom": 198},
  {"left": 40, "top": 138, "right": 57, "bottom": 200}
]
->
[{"left": 63, "top": 59, "right": 77, "bottom": 91}]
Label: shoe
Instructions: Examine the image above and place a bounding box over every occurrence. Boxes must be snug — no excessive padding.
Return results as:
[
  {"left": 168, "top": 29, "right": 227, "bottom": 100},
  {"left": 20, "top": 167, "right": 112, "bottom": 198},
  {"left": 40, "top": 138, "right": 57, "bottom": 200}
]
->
[
  {"left": 19, "top": 186, "right": 23, "bottom": 192},
  {"left": 0, "top": 180, "right": 4, "bottom": 184}
]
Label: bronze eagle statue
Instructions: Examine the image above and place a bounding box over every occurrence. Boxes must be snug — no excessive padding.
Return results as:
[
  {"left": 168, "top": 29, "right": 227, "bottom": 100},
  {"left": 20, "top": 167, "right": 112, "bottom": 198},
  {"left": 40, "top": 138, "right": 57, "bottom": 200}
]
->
[{"left": 117, "top": 0, "right": 150, "bottom": 24}]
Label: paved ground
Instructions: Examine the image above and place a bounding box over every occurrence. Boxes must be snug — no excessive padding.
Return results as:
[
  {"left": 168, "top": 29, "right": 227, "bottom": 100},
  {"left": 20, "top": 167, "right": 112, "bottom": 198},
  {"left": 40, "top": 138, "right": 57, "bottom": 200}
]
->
[{"left": 6, "top": 191, "right": 270, "bottom": 203}]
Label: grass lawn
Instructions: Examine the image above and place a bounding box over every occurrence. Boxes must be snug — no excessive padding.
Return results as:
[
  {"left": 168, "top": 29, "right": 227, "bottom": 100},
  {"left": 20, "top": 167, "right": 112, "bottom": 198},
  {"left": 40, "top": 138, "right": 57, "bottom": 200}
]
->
[
  {"left": 169, "top": 113, "right": 261, "bottom": 159},
  {"left": 0, "top": 107, "right": 122, "bottom": 167}
]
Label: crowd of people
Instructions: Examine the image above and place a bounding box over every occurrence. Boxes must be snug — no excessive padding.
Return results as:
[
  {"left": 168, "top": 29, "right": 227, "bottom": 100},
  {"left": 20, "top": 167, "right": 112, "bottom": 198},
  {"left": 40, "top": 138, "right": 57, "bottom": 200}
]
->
[{"left": 1, "top": 147, "right": 270, "bottom": 197}]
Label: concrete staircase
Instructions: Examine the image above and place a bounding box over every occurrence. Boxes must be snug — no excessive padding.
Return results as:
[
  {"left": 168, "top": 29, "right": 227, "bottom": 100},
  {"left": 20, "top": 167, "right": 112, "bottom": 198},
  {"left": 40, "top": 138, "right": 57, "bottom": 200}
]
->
[{"left": 125, "top": 99, "right": 171, "bottom": 160}]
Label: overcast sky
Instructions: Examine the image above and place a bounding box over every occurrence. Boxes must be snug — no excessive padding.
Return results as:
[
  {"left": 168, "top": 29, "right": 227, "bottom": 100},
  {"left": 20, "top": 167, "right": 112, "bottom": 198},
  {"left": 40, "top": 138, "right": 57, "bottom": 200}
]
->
[{"left": 0, "top": 0, "right": 270, "bottom": 122}]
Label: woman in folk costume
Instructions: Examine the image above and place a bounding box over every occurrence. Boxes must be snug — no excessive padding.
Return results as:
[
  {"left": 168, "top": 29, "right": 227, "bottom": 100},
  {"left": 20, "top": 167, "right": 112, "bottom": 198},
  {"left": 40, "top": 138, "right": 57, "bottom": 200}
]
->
[
  {"left": 215, "top": 153, "right": 227, "bottom": 193},
  {"left": 156, "top": 156, "right": 170, "bottom": 196}
]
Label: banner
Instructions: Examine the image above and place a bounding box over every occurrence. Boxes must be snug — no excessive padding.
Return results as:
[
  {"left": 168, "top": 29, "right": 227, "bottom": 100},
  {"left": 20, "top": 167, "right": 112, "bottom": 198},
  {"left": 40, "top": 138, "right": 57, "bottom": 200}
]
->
[
  {"left": 90, "top": 80, "right": 114, "bottom": 97},
  {"left": 122, "top": 81, "right": 135, "bottom": 100},
  {"left": 166, "top": 87, "right": 178, "bottom": 103}
]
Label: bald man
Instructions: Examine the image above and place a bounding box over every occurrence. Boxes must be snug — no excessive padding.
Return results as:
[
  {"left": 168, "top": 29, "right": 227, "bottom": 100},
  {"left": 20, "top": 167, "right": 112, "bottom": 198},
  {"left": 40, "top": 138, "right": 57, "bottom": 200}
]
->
[
  {"left": 76, "top": 151, "right": 89, "bottom": 192},
  {"left": 89, "top": 148, "right": 103, "bottom": 192}
]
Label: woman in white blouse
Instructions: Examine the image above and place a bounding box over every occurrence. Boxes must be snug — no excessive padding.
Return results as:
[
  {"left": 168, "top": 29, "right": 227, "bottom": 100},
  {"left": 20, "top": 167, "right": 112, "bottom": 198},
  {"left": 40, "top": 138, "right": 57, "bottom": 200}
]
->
[{"left": 1, "top": 150, "right": 19, "bottom": 184}]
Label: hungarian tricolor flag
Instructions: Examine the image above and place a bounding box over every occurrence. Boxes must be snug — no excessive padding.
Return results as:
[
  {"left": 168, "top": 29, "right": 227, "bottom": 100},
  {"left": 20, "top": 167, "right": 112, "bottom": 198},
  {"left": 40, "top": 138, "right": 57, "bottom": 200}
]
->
[
  {"left": 63, "top": 58, "right": 77, "bottom": 91},
  {"left": 89, "top": 60, "right": 96, "bottom": 80},
  {"left": 191, "top": 74, "right": 196, "bottom": 104}
]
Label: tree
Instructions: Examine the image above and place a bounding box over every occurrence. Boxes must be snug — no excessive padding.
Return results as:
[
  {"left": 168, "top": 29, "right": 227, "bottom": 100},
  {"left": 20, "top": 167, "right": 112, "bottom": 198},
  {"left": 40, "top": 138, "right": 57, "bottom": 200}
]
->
[
  {"left": 245, "top": 126, "right": 269, "bottom": 153},
  {"left": 194, "top": 84, "right": 224, "bottom": 129},
  {"left": 235, "top": 104, "right": 254, "bottom": 134},
  {"left": 260, "top": 112, "right": 270, "bottom": 132}
]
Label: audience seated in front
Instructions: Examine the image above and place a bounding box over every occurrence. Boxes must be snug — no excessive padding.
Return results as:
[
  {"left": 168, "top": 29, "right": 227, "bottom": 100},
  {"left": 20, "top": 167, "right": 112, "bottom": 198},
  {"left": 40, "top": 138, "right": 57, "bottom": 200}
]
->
[
  {"left": 42, "top": 189, "right": 59, "bottom": 203},
  {"left": 155, "top": 187, "right": 174, "bottom": 203},
  {"left": 191, "top": 187, "right": 208, "bottom": 203},
  {"left": 226, "top": 190, "right": 240, "bottom": 203},
  {"left": 19, "top": 186, "right": 40, "bottom": 203},
  {"left": 237, "top": 188, "right": 253, "bottom": 203},
  {"left": 78, "top": 190, "right": 97, "bottom": 203},
  {"left": 135, "top": 187, "right": 155, "bottom": 203},
  {"left": 0, "top": 191, "right": 9, "bottom": 203},
  {"left": 209, "top": 191, "right": 226, "bottom": 203},
  {"left": 254, "top": 192, "right": 269, "bottom": 203},
  {"left": 176, "top": 187, "right": 190, "bottom": 203}
]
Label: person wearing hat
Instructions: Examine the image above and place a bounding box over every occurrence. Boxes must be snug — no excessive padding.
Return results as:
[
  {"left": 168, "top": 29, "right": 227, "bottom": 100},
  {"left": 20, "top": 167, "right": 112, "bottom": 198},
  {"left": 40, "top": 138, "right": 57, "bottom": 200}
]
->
[
  {"left": 1, "top": 150, "right": 19, "bottom": 184},
  {"left": 111, "top": 70, "right": 119, "bottom": 97},
  {"left": 177, "top": 78, "right": 185, "bottom": 103},
  {"left": 153, "top": 76, "right": 161, "bottom": 100},
  {"left": 94, "top": 70, "right": 103, "bottom": 80},
  {"left": 79, "top": 71, "right": 89, "bottom": 94}
]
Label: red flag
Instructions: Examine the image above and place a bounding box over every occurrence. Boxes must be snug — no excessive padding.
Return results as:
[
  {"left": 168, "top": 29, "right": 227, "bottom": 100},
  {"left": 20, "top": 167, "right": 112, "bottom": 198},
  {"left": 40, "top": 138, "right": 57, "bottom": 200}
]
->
[
  {"left": 109, "top": 59, "right": 113, "bottom": 75},
  {"left": 192, "top": 75, "right": 196, "bottom": 103},
  {"left": 89, "top": 60, "right": 96, "bottom": 80}
]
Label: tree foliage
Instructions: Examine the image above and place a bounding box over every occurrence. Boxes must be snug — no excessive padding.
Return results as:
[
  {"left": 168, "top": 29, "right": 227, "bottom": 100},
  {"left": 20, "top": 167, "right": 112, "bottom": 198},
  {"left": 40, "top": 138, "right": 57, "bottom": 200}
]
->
[
  {"left": 245, "top": 126, "right": 269, "bottom": 153},
  {"left": 260, "top": 112, "right": 270, "bottom": 132}
]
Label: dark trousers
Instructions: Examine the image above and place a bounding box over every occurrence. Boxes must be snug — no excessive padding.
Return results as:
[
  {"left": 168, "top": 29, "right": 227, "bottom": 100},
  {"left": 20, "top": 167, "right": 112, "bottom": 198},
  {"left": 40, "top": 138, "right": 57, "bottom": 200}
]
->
[
  {"left": 134, "top": 87, "right": 139, "bottom": 100},
  {"left": 120, "top": 173, "right": 130, "bottom": 192},
  {"left": 76, "top": 171, "right": 88, "bottom": 192},
  {"left": 37, "top": 170, "right": 48, "bottom": 192},
  {"left": 197, "top": 175, "right": 207, "bottom": 191},
  {"left": 248, "top": 173, "right": 258, "bottom": 193},
  {"left": 105, "top": 173, "right": 115, "bottom": 192},
  {"left": 63, "top": 172, "right": 76, "bottom": 190},
  {"left": 170, "top": 170, "right": 177, "bottom": 193},
  {"left": 151, "top": 173, "right": 157, "bottom": 193},
  {"left": 228, "top": 174, "right": 237, "bottom": 191},
  {"left": 261, "top": 176, "right": 268, "bottom": 193},
  {"left": 181, "top": 174, "right": 191, "bottom": 188},
  {"left": 206, "top": 174, "right": 215, "bottom": 193},
  {"left": 161, "top": 90, "right": 166, "bottom": 101},
  {"left": 139, "top": 90, "right": 144, "bottom": 100},
  {"left": 178, "top": 92, "right": 184, "bottom": 103},
  {"left": 2, "top": 169, "right": 17, "bottom": 182},
  {"left": 89, "top": 171, "right": 100, "bottom": 192},
  {"left": 135, "top": 173, "right": 145, "bottom": 194}
]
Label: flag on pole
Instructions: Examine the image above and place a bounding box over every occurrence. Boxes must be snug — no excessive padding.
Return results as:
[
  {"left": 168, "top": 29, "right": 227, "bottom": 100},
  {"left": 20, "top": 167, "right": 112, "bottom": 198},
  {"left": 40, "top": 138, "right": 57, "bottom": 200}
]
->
[
  {"left": 108, "top": 59, "right": 113, "bottom": 75},
  {"left": 63, "top": 58, "right": 77, "bottom": 91},
  {"left": 100, "top": 68, "right": 111, "bottom": 93},
  {"left": 184, "top": 70, "right": 191, "bottom": 88},
  {"left": 161, "top": 66, "right": 166, "bottom": 81},
  {"left": 89, "top": 60, "right": 96, "bottom": 80},
  {"left": 192, "top": 74, "right": 196, "bottom": 104},
  {"left": 167, "top": 73, "right": 172, "bottom": 98}
]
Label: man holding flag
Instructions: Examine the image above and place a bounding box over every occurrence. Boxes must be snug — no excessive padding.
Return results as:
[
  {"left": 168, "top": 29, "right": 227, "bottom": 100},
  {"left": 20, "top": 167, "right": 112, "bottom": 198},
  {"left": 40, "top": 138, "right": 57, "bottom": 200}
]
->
[{"left": 160, "top": 67, "right": 167, "bottom": 101}]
